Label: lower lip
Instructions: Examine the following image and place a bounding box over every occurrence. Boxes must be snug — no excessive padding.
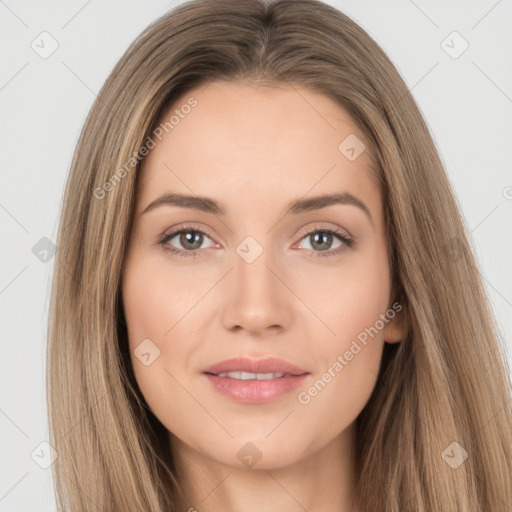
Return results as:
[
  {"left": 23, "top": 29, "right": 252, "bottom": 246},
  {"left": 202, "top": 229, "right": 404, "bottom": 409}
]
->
[{"left": 204, "top": 373, "right": 309, "bottom": 404}]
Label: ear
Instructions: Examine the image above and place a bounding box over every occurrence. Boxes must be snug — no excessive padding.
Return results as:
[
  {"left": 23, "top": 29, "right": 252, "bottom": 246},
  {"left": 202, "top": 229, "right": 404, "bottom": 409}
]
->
[
  {"left": 383, "top": 283, "right": 405, "bottom": 344},
  {"left": 383, "top": 314, "right": 404, "bottom": 344}
]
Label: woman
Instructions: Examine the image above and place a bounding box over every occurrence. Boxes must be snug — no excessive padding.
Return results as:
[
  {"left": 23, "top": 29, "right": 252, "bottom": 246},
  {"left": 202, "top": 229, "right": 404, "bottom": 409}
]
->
[{"left": 46, "top": 0, "right": 512, "bottom": 510}]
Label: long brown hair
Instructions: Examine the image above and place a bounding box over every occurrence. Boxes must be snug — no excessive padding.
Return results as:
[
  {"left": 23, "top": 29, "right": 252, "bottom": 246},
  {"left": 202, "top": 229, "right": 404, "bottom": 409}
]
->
[{"left": 47, "top": 0, "right": 512, "bottom": 510}]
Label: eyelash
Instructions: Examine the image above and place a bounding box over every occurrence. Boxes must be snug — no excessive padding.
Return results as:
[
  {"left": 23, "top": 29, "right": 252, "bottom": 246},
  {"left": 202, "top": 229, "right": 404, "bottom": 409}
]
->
[{"left": 157, "top": 223, "right": 354, "bottom": 259}]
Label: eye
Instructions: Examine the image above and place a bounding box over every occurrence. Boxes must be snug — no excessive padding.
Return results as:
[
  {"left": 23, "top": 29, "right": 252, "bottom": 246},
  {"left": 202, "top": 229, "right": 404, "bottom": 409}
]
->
[
  {"left": 157, "top": 223, "right": 354, "bottom": 259},
  {"left": 158, "top": 224, "right": 216, "bottom": 259},
  {"left": 296, "top": 225, "right": 354, "bottom": 257}
]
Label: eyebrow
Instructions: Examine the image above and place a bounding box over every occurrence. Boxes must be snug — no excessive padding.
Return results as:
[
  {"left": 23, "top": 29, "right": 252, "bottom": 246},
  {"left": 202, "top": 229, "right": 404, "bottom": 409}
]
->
[{"left": 141, "top": 192, "right": 373, "bottom": 225}]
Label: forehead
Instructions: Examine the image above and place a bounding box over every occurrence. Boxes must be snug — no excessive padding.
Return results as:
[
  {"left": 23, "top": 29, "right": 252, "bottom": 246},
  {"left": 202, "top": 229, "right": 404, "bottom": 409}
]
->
[{"left": 135, "top": 80, "right": 380, "bottom": 218}]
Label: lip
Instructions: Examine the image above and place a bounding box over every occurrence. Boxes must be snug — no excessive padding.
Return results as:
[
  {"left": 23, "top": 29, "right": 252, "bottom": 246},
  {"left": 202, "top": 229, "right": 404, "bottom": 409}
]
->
[
  {"left": 202, "top": 357, "right": 310, "bottom": 404},
  {"left": 202, "top": 357, "right": 309, "bottom": 376}
]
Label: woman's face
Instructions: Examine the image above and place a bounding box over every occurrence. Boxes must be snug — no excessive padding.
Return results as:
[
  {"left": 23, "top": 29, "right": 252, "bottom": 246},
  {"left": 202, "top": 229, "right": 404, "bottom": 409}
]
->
[{"left": 121, "top": 80, "right": 403, "bottom": 472}]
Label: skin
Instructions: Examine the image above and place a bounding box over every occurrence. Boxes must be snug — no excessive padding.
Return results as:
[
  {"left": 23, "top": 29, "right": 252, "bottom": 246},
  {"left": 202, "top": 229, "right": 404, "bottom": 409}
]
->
[{"left": 121, "top": 80, "right": 404, "bottom": 512}]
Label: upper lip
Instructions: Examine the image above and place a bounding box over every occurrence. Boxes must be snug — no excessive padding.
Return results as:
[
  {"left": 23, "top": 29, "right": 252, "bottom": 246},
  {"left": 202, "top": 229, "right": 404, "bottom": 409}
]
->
[{"left": 203, "top": 357, "right": 309, "bottom": 376}]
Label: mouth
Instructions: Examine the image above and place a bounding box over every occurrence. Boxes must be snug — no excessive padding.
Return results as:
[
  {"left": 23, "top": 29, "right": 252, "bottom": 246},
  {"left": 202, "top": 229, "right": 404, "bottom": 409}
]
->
[
  {"left": 202, "top": 357, "right": 310, "bottom": 403},
  {"left": 204, "top": 370, "right": 301, "bottom": 379}
]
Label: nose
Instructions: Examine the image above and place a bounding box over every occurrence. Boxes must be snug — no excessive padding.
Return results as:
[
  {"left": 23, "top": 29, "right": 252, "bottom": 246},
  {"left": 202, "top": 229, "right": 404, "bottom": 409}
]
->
[{"left": 220, "top": 244, "right": 294, "bottom": 335}]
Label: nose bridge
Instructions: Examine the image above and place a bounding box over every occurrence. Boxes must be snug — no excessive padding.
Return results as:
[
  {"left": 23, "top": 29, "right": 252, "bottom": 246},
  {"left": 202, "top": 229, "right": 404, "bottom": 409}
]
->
[
  {"left": 236, "top": 241, "right": 273, "bottom": 290},
  {"left": 234, "top": 234, "right": 279, "bottom": 301},
  {"left": 221, "top": 233, "right": 291, "bottom": 332}
]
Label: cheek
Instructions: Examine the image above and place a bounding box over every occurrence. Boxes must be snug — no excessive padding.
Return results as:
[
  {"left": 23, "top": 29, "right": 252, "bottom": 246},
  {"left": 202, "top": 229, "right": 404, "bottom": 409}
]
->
[
  {"left": 121, "top": 258, "right": 208, "bottom": 443},
  {"left": 122, "top": 254, "right": 205, "bottom": 347},
  {"left": 300, "top": 243, "right": 391, "bottom": 347},
  {"left": 121, "top": 257, "right": 194, "bottom": 402},
  {"left": 122, "top": 261, "right": 167, "bottom": 348},
  {"left": 294, "top": 248, "right": 390, "bottom": 422}
]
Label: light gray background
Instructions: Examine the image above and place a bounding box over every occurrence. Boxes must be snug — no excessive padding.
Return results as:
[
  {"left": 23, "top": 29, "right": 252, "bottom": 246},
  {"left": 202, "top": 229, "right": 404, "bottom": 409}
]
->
[{"left": 1, "top": 1, "right": 511, "bottom": 510}]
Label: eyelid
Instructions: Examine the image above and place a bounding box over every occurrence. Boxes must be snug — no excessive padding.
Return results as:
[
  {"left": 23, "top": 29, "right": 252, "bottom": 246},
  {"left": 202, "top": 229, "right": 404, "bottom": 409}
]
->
[
  {"left": 160, "top": 222, "right": 216, "bottom": 240},
  {"left": 298, "top": 223, "right": 351, "bottom": 240}
]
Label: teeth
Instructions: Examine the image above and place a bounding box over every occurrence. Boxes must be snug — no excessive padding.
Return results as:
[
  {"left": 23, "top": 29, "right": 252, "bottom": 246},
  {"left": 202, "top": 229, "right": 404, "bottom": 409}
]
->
[{"left": 216, "top": 371, "right": 286, "bottom": 380}]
